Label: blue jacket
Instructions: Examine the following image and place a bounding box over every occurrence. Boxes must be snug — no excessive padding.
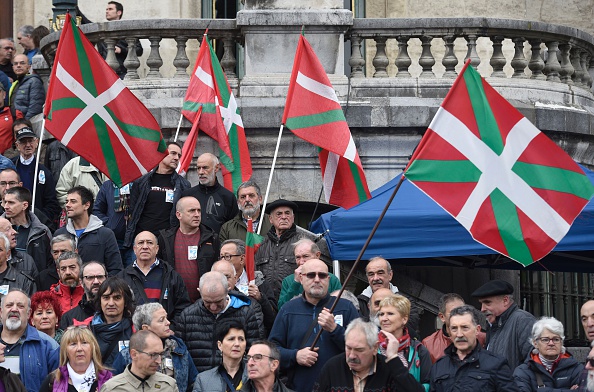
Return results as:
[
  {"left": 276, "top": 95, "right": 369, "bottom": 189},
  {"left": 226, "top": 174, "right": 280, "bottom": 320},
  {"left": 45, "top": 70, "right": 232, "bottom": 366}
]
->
[
  {"left": 268, "top": 294, "right": 359, "bottom": 392},
  {"left": 513, "top": 352, "right": 584, "bottom": 392},
  {"left": 112, "top": 334, "right": 197, "bottom": 392},
  {"left": 93, "top": 180, "right": 129, "bottom": 243},
  {"left": 6, "top": 324, "right": 60, "bottom": 392}
]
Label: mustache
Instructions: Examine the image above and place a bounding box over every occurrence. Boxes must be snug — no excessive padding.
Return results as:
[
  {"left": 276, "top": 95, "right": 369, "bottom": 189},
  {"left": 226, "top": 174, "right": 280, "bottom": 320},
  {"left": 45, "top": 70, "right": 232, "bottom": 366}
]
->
[
  {"left": 347, "top": 358, "right": 361, "bottom": 364},
  {"left": 371, "top": 279, "right": 384, "bottom": 285},
  {"left": 454, "top": 337, "right": 468, "bottom": 343}
]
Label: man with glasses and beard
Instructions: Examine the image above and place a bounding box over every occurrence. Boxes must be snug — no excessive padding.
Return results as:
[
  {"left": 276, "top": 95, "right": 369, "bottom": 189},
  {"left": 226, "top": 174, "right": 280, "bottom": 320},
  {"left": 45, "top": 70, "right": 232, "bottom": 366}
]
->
[
  {"left": 59, "top": 261, "right": 107, "bottom": 328},
  {"left": 269, "top": 259, "right": 359, "bottom": 392}
]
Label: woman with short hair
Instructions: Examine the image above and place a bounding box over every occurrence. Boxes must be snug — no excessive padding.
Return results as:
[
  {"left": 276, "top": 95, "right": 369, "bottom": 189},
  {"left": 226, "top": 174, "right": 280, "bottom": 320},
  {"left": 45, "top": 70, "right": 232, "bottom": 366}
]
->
[{"left": 30, "top": 291, "right": 63, "bottom": 343}]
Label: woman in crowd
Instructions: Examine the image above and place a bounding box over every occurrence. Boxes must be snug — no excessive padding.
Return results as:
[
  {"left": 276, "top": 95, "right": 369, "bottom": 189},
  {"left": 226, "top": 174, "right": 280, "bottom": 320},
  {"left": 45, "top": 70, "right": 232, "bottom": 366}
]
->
[
  {"left": 377, "top": 294, "right": 431, "bottom": 391},
  {"left": 38, "top": 326, "right": 112, "bottom": 392},
  {"left": 513, "top": 316, "right": 584, "bottom": 391},
  {"left": 30, "top": 291, "right": 64, "bottom": 343},
  {"left": 112, "top": 303, "right": 197, "bottom": 392},
  {"left": 193, "top": 320, "right": 248, "bottom": 392}
]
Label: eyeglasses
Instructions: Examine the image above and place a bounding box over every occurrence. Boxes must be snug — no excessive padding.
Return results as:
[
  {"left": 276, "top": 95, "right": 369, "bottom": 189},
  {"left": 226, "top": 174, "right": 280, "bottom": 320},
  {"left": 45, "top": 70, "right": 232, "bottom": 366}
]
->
[
  {"left": 587, "top": 357, "right": 594, "bottom": 367},
  {"left": 0, "top": 182, "right": 18, "bottom": 187},
  {"left": 83, "top": 275, "right": 106, "bottom": 282},
  {"left": 137, "top": 350, "right": 164, "bottom": 360},
  {"left": 246, "top": 353, "right": 276, "bottom": 362},
  {"left": 302, "top": 272, "right": 329, "bottom": 280},
  {"left": 219, "top": 254, "right": 241, "bottom": 261},
  {"left": 538, "top": 337, "right": 562, "bottom": 344},
  {"left": 15, "top": 139, "right": 36, "bottom": 145}
]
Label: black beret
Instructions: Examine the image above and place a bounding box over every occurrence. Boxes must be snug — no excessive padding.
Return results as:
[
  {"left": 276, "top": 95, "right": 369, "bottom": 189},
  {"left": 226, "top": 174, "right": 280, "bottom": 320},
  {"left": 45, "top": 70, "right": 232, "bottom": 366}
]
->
[
  {"left": 265, "top": 199, "right": 298, "bottom": 215},
  {"left": 471, "top": 280, "right": 514, "bottom": 298}
]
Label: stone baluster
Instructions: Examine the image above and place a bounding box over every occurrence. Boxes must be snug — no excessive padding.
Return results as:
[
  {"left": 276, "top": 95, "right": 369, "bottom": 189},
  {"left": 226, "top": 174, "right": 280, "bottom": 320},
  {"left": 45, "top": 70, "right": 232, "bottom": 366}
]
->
[
  {"left": 395, "top": 36, "right": 411, "bottom": 77},
  {"left": 419, "top": 36, "right": 435, "bottom": 77},
  {"left": 464, "top": 34, "right": 480, "bottom": 69},
  {"left": 348, "top": 35, "right": 365, "bottom": 78},
  {"left": 372, "top": 37, "right": 389, "bottom": 78},
  {"left": 543, "top": 41, "right": 561, "bottom": 82},
  {"left": 221, "top": 37, "right": 238, "bottom": 80},
  {"left": 123, "top": 37, "right": 141, "bottom": 80},
  {"left": 570, "top": 47, "right": 584, "bottom": 86},
  {"left": 558, "top": 42, "right": 574, "bottom": 85},
  {"left": 581, "top": 52, "right": 593, "bottom": 88},
  {"left": 442, "top": 35, "right": 458, "bottom": 78},
  {"left": 511, "top": 37, "right": 527, "bottom": 78},
  {"left": 528, "top": 39, "right": 545, "bottom": 80},
  {"left": 103, "top": 38, "right": 119, "bottom": 73},
  {"left": 173, "top": 36, "right": 190, "bottom": 79},
  {"left": 490, "top": 36, "right": 506, "bottom": 77},
  {"left": 146, "top": 36, "right": 163, "bottom": 78}
]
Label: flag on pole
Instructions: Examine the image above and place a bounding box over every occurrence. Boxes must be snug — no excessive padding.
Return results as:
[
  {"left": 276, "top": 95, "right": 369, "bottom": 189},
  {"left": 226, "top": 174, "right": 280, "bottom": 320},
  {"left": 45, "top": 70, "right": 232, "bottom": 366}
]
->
[
  {"left": 182, "top": 33, "right": 252, "bottom": 192},
  {"left": 282, "top": 34, "right": 371, "bottom": 209},
  {"left": 404, "top": 60, "right": 594, "bottom": 266},
  {"left": 43, "top": 13, "right": 168, "bottom": 187},
  {"left": 245, "top": 218, "right": 264, "bottom": 283},
  {"left": 177, "top": 107, "right": 202, "bottom": 177}
]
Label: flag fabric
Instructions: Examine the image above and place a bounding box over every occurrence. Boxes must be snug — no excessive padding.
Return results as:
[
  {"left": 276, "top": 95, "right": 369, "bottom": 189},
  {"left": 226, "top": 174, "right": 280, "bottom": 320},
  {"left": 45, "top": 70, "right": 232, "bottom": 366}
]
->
[
  {"left": 404, "top": 60, "right": 594, "bottom": 266},
  {"left": 282, "top": 34, "right": 371, "bottom": 209},
  {"left": 43, "top": 13, "right": 167, "bottom": 187},
  {"left": 245, "top": 218, "right": 264, "bottom": 283},
  {"left": 182, "top": 34, "right": 252, "bottom": 192},
  {"left": 177, "top": 107, "right": 202, "bottom": 177}
]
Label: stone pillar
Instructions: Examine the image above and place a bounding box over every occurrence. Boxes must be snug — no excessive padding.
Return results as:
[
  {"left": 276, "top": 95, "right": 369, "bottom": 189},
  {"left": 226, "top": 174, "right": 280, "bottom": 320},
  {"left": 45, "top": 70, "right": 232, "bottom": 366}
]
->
[
  {"left": 51, "top": 0, "right": 78, "bottom": 32},
  {"left": 237, "top": 0, "right": 352, "bottom": 98}
]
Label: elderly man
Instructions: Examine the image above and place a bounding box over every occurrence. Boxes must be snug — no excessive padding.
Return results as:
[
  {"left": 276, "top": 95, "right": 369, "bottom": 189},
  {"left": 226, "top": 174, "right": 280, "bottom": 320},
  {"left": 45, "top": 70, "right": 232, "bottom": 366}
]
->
[
  {"left": 269, "top": 259, "right": 359, "bottom": 392},
  {"left": 181, "top": 153, "right": 239, "bottom": 233},
  {"left": 0, "top": 217, "right": 37, "bottom": 281},
  {"left": 120, "top": 231, "right": 191, "bottom": 326},
  {"left": 429, "top": 305, "right": 519, "bottom": 392},
  {"left": 17, "top": 26, "right": 37, "bottom": 63},
  {"left": 9, "top": 53, "right": 44, "bottom": 119},
  {"left": 313, "top": 318, "right": 423, "bottom": 392},
  {"left": 100, "top": 330, "right": 178, "bottom": 392},
  {"left": 581, "top": 300, "right": 594, "bottom": 343},
  {"left": 0, "top": 289, "right": 58, "bottom": 392},
  {"left": 157, "top": 196, "right": 219, "bottom": 303},
  {"left": 219, "top": 180, "right": 272, "bottom": 243},
  {"left": 583, "top": 344, "right": 594, "bottom": 392},
  {"left": 59, "top": 261, "right": 107, "bottom": 328},
  {"left": 0, "top": 232, "right": 35, "bottom": 295},
  {"left": 0, "top": 38, "right": 16, "bottom": 80},
  {"left": 278, "top": 238, "right": 341, "bottom": 309},
  {"left": 176, "top": 271, "right": 264, "bottom": 372},
  {"left": 255, "top": 199, "right": 302, "bottom": 300},
  {"left": 49, "top": 251, "right": 84, "bottom": 313},
  {"left": 36, "top": 234, "right": 75, "bottom": 291},
  {"left": 241, "top": 340, "right": 293, "bottom": 392},
  {"left": 471, "top": 279, "right": 535, "bottom": 368}
]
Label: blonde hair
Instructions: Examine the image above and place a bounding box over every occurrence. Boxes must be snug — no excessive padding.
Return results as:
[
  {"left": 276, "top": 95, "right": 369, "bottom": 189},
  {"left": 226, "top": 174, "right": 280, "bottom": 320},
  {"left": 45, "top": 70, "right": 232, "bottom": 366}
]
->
[
  {"left": 53, "top": 327, "right": 109, "bottom": 383},
  {"left": 378, "top": 294, "right": 411, "bottom": 319}
]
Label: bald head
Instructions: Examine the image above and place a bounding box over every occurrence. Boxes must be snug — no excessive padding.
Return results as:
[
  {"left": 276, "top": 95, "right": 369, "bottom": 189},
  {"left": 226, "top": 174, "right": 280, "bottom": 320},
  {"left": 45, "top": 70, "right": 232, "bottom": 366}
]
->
[
  {"left": 211, "top": 259, "right": 237, "bottom": 290},
  {"left": 12, "top": 54, "right": 30, "bottom": 77},
  {"left": 581, "top": 300, "right": 594, "bottom": 342},
  {"left": 0, "top": 218, "right": 15, "bottom": 250},
  {"left": 369, "top": 287, "right": 394, "bottom": 319},
  {"left": 196, "top": 153, "right": 220, "bottom": 186},
  {"left": 301, "top": 259, "right": 330, "bottom": 303}
]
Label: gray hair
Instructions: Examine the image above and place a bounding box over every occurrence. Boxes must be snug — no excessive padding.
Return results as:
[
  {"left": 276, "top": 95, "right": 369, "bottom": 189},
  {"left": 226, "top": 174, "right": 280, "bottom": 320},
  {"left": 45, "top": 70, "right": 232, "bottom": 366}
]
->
[
  {"left": 18, "top": 25, "right": 34, "bottom": 36},
  {"left": 221, "top": 239, "right": 245, "bottom": 256},
  {"left": 51, "top": 234, "right": 76, "bottom": 251},
  {"left": 345, "top": 318, "right": 378, "bottom": 348},
  {"left": 0, "top": 233, "right": 9, "bottom": 252},
  {"left": 449, "top": 305, "right": 480, "bottom": 326},
  {"left": 438, "top": 293, "right": 464, "bottom": 314},
  {"left": 292, "top": 238, "right": 320, "bottom": 254},
  {"left": 331, "top": 290, "right": 359, "bottom": 311},
  {"left": 199, "top": 271, "right": 228, "bottom": 294},
  {"left": 80, "top": 261, "right": 107, "bottom": 280},
  {"left": 57, "top": 251, "right": 82, "bottom": 267},
  {"left": 237, "top": 180, "right": 262, "bottom": 198},
  {"left": 0, "top": 288, "right": 30, "bottom": 310},
  {"left": 531, "top": 316, "right": 565, "bottom": 345},
  {"left": 132, "top": 303, "right": 165, "bottom": 331},
  {"left": 368, "top": 256, "right": 391, "bottom": 272}
]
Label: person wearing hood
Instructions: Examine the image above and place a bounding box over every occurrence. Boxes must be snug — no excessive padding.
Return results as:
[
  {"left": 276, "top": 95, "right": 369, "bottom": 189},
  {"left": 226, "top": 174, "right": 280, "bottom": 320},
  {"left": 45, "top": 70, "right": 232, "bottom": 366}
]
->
[
  {"left": 9, "top": 54, "right": 44, "bottom": 120},
  {"left": 55, "top": 186, "right": 123, "bottom": 276}
]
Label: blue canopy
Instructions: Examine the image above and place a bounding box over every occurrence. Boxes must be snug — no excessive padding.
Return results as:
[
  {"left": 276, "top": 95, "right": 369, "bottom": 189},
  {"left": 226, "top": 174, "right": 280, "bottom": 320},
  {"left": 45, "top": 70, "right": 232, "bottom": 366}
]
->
[{"left": 311, "top": 166, "right": 594, "bottom": 270}]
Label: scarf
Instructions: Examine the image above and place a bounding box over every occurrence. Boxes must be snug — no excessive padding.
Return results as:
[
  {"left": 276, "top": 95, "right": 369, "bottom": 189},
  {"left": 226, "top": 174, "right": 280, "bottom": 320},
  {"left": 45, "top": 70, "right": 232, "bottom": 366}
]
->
[
  {"left": 67, "top": 362, "right": 96, "bottom": 392},
  {"left": 53, "top": 363, "right": 112, "bottom": 392},
  {"left": 397, "top": 328, "right": 411, "bottom": 368}
]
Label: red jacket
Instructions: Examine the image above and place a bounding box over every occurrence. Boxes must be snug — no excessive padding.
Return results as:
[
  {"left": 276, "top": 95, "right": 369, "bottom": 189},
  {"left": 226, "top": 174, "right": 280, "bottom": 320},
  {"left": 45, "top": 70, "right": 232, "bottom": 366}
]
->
[
  {"left": 49, "top": 281, "right": 84, "bottom": 314},
  {"left": 0, "top": 106, "right": 17, "bottom": 154},
  {"left": 422, "top": 325, "right": 487, "bottom": 363}
]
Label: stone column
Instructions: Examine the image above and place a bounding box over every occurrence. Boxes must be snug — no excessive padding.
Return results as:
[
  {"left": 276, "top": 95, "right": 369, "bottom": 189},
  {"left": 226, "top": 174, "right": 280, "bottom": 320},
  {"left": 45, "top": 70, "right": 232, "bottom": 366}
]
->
[{"left": 237, "top": 0, "right": 352, "bottom": 98}]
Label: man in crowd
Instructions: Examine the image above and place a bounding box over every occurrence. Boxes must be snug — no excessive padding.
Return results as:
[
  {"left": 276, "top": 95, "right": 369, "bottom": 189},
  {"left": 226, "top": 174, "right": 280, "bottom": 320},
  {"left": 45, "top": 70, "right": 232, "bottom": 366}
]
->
[
  {"left": 181, "top": 153, "right": 238, "bottom": 233},
  {"left": 55, "top": 156, "right": 107, "bottom": 208},
  {"left": 36, "top": 234, "right": 75, "bottom": 291},
  {"left": 313, "top": 318, "right": 424, "bottom": 392},
  {"left": 583, "top": 343, "right": 594, "bottom": 392},
  {"left": 55, "top": 186, "right": 123, "bottom": 276},
  {"left": 278, "top": 238, "right": 341, "bottom": 309},
  {"left": 255, "top": 199, "right": 301, "bottom": 300},
  {"left": 17, "top": 26, "right": 38, "bottom": 63},
  {"left": 157, "top": 196, "right": 219, "bottom": 303},
  {"left": 9, "top": 53, "right": 44, "bottom": 119},
  {"left": 0, "top": 217, "right": 37, "bottom": 281},
  {"left": 0, "top": 232, "right": 35, "bottom": 295},
  {"left": 471, "top": 279, "right": 535, "bottom": 368},
  {"left": 60, "top": 261, "right": 107, "bottom": 328},
  {"left": 2, "top": 186, "right": 52, "bottom": 272},
  {"left": 0, "top": 289, "right": 58, "bottom": 392},
  {"left": 0, "top": 39, "right": 15, "bottom": 81},
  {"left": 429, "top": 305, "right": 519, "bottom": 392},
  {"left": 176, "top": 271, "right": 264, "bottom": 372},
  {"left": 120, "top": 231, "right": 191, "bottom": 326},
  {"left": 581, "top": 300, "right": 594, "bottom": 343},
  {"left": 269, "top": 259, "right": 359, "bottom": 392},
  {"left": 100, "top": 330, "right": 178, "bottom": 392},
  {"left": 0, "top": 83, "right": 16, "bottom": 154},
  {"left": 242, "top": 341, "right": 293, "bottom": 392},
  {"left": 219, "top": 179, "right": 271, "bottom": 243},
  {"left": 49, "top": 251, "right": 84, "bottom": 313}
]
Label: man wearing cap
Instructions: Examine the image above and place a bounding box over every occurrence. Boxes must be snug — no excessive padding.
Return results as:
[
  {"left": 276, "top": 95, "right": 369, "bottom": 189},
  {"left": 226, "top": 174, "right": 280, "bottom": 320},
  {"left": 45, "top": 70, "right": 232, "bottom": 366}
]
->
[
  {"left": 471, "top": 279, "right": 536, "bottom": 368},
  {"left": 255, "top": 198, "right": 301, "bottom": 300}
]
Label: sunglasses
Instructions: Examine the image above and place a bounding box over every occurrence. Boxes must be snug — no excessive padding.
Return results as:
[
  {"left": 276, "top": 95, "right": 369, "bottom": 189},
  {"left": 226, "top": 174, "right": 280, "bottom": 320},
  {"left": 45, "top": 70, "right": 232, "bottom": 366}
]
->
[
  {"left": 302, "top": 272, "right": 329, "bottom": 280},
  {"left": 587, "top": 357, "right": 594, "bottom": 367}
]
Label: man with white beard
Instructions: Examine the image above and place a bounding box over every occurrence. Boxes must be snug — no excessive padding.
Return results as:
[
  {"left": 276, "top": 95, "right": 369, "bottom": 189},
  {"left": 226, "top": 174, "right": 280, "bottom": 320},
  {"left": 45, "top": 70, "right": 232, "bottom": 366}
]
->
[
  {"left": 583, "top": 344, "right": 594, "bottom": 392},
  {"left": 0, "top": 289, "right": 58, "bottom": 392}
]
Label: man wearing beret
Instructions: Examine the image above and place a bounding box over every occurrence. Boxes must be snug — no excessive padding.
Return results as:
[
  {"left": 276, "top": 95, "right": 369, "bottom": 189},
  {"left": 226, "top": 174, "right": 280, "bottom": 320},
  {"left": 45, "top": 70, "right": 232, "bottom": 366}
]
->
[
  {"left": 255, "top": 199, "right": 301, "bottom": 300},
  {"left": 471, "top": 279, "right": 536, "bottom": 368}
]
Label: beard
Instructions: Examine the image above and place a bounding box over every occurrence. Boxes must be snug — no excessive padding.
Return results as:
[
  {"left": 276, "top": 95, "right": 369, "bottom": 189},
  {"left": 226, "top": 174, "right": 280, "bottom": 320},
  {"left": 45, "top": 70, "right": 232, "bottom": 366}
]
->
[
  {"left": 4, "top": 318, "right": 21, "bottom": 331},
  {"left": 239, "top": 202, "right": 260, "bottom": 217},
  {"left": 588, "top": 370, "right": 594, "bottom": 392}
]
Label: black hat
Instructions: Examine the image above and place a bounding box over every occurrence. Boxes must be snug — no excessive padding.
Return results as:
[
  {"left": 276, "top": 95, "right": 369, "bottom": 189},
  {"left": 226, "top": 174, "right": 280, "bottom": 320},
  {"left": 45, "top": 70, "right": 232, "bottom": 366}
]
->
[
  {"left": 471, "top": 280, "right": 514, "bottom": 298},
  {"left": 14, "top": 126, "right": 36, "bottom": 141},
  {"left": 265, "top": 199, "right": 298, "bottom": 215}
]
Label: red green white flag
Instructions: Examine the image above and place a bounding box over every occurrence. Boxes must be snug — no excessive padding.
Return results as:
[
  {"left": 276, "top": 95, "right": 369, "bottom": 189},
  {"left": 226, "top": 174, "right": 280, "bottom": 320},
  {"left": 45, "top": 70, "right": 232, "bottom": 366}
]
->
[
  {"left": 245, "top": 218, "right": 264, "bottom": 283},
  {"left": 282, "top": 34, "right": 371, "bottom": 209},
  {"left": 182, "top": 33, "right": 252, "bottom": 192},
  {"left": 178, "top": 107, "right": 201, "bottom": 177},
  {"left": 43, "top": 13, "right": 168, "bottom": 188},
  {"left": 404, "top": 60, "right": 594, "bottom": 266}
]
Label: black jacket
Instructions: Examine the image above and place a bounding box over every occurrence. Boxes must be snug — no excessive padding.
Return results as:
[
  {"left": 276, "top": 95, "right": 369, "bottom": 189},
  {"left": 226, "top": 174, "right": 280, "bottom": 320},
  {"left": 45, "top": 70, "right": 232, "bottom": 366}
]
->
[
  {"left": 11, "top": 250, "right": 39, "bottom": 281},
  {"left": 59, "top": 295, "right": 95, "bottom": 329},
  {"left": 513, "top": 353, "right": 584, "bottom": 392},
  {"left": 35, "top": 266, "right": 59, "bottom": 292},
  {"left": 118, "top": 259, "right": 191, "bottom": 327},
  {"left": 181, "top": 179, "right": 239, "bottom": 233},
  {"left": 0, "top": 264, "right": 36, "bottom": 296},
  {"left": 90, "top": 316, "right": 133, "bottom": 367},
  {"left": 430, "top": 343, "right": 519, "bottom": 392},
  {"left": 21, "top": 211, "right": 53, "bottom": 272}
]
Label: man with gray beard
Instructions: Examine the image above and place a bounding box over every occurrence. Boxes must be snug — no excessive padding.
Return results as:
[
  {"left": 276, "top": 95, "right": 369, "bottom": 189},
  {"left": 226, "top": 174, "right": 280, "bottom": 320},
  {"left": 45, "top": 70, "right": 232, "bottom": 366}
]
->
[
  {"left": 583, "top": 344, "right": 594, "bottom": 392},
  {"left": 0, "top": 289, "right": 58, "bottom": 392}
]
